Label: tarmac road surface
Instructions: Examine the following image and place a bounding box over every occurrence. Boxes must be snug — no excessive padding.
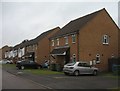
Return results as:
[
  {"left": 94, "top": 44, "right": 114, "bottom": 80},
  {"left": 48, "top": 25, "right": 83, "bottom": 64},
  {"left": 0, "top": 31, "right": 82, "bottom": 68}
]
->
[
  {"left": 2, "top": 70, "right": 47, "bottom": 89},
  {"left": 2, "top": 66, "right": 119, "bottom": 90}
]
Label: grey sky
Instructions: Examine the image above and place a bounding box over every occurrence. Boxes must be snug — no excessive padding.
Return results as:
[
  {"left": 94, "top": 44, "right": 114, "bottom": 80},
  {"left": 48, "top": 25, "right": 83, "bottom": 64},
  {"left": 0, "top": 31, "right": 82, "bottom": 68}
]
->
[{"left": 1, "top": 0, "right": 119, "bottom": 48}]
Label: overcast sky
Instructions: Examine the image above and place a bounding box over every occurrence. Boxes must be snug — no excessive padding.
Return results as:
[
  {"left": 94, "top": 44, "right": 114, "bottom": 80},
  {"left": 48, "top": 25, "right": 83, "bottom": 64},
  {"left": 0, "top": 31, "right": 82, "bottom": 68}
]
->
[{"left": 1, "top": 0, "right": 119, "bottom": 48}]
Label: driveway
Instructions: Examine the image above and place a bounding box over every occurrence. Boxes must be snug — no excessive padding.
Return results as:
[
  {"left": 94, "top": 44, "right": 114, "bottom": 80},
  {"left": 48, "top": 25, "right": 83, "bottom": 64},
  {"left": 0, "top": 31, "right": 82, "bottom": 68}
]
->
[{"left": 2, "top": 66, "right": 119, "bottom": 89}]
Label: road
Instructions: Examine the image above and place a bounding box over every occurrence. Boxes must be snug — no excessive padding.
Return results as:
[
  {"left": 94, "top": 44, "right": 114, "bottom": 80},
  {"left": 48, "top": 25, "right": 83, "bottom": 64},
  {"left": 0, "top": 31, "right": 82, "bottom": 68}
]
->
[
  {"left": 2, "top": 70, "right": 46, "bottom": 89},
  {"left": 2, "top": 65, "right": 119, "bottom": 90},
  {"left": 22, "top": 73, "right": 119, "bottom": 89}
]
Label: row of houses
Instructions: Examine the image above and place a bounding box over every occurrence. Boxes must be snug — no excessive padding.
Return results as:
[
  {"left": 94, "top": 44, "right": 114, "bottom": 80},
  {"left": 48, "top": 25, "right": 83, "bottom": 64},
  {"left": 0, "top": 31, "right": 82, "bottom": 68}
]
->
[
  {"left": 1, "top": 27, "right": 60, "bottom": 64},
  {"left": 1, "top": 8, "right": 120, "bottom": 71}
]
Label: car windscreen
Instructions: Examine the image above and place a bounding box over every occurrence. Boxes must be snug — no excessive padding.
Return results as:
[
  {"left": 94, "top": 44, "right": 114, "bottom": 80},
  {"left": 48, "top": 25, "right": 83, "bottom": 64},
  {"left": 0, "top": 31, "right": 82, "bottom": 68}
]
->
[{"left": 66, "top": 62, "right": 76, "bottom": 66}]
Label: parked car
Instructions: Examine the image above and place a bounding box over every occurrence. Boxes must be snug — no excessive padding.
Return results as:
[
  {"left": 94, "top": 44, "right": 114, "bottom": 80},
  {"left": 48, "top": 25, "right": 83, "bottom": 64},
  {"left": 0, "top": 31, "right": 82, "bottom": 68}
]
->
[
  {"left": 0, "top": 60, "right": 3, "bottom": 64},
  {"left": 63, "top": 61, "right": 98, "bottom": 76},
  {"left": 16, "top": 60, "right": 24, "bottom": 64},
  {"left": 7, "top": 60, "right": 13, "bottom": 64},
  {"left": 0, "top": 60, "right": 7, "bottom": 64},
  {"left": 0, "top": 59, "right": 13, "bottom": 64},
  {"left": 16, "top": 60, "right": 42, "bottom": 70},
  {"left": 42, "top": 60, "right": 50, "bottom": 68}
]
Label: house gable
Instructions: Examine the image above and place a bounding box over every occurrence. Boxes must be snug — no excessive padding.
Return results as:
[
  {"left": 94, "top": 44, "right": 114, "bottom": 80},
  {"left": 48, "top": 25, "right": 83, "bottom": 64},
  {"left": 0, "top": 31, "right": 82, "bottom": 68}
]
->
[
  {"left": 36, "top": 27, "right": 60, "bottom": 64},
  {"left": 78, "top": 8, "right": 119, "bottom": 71}
]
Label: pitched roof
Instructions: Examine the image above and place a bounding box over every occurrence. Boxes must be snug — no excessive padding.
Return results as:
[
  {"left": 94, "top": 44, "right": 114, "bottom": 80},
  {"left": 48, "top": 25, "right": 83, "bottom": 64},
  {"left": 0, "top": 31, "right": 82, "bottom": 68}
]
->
[
  {"left": 13, "top": 27, "right": 60, "bottom": 50},
  {"left": 50, "top": 8, "right": 105, "bottom": 39},
  {"left": 26, "top": 27, "right": 60, "bottom": 46}
]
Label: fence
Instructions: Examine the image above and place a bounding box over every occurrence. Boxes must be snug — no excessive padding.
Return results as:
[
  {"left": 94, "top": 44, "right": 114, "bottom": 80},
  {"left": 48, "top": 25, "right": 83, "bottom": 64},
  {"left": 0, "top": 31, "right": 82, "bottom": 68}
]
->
[
  {"left": 108, "top": 57, "right": 120, "bottom": 72},
  {"left": 112, "top": 64, "right": 120, "bottom": 75}
]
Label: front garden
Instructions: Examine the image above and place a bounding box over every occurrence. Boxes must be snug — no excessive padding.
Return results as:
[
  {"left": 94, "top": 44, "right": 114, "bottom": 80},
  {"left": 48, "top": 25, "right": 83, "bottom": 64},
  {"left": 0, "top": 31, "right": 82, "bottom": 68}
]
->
[{"left": 2, "top": 64, "right": 63, "bottom": 75}]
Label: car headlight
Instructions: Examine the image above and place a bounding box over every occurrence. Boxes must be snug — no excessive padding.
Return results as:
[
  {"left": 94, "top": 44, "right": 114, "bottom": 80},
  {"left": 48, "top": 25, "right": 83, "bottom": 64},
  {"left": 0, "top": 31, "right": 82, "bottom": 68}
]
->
[{"left": 69, "top": 67, "right": 74, "bottom": 69}]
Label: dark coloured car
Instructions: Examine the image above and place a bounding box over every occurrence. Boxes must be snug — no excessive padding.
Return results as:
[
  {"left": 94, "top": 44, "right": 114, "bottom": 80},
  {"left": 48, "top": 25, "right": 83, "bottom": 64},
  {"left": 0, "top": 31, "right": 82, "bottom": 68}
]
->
[{"left": 16, "top": 60, "right": 42, "bottom": 70}]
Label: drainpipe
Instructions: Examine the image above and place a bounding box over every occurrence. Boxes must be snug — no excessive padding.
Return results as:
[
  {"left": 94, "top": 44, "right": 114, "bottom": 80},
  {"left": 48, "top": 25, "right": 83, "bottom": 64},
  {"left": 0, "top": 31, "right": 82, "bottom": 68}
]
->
[
  {"left": 48, "top": 38, "right": 51, "bottom": 61},
  {"left": 77, "top": 31, "right": 80, "bottom": 61}
]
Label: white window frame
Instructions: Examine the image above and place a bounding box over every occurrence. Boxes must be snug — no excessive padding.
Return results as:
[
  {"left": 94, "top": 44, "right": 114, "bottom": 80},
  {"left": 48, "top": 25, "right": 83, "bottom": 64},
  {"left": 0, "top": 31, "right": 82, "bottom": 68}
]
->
[
  {"left": 72, "top": 34, "right": 76, "bottom": 43},
  {"left": 72, "top": 54, "right": 76, "bottom": 62},
  {"left": 56, "top": 38, "right": 59, "bottom": 46},
  {"left": 96, "top": 54, "right": 100, "bottom": 63},
  {"left": 64, "top": 36, "right": 68, "bottom": 45},
  {"left": 102, "top": 35, "right": 109, "bottom": 45},
  {"left": 51, "top": 40, "right": 54, "bottom": 46},
  {"left": 5, "top": 52, "right": 8, "bottom": 58}
]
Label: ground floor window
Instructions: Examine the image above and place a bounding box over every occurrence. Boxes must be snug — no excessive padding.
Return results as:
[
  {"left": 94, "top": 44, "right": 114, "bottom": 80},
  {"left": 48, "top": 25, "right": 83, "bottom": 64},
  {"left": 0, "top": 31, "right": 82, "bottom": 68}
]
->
[
  {"left": 72, "top": 54, "right": 76, "bottom": 63},
  {"left": 96, "top": 54, "right": 100, "bottom": 63}
]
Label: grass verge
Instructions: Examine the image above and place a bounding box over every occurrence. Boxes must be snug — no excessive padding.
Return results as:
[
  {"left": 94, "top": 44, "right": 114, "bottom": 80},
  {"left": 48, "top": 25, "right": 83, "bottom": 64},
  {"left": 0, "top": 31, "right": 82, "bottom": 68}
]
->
[
  {"left": 24, "top": 69, "right": 64, "bottom": 75},
  {"left": 2, "top": 64, "right": 16, "bottom": 68}
]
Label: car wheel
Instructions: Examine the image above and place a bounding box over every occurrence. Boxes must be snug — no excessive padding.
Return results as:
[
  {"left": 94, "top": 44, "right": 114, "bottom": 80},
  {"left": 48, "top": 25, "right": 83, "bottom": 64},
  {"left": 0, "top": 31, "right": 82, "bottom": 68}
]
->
[
  {"left": 21, "top": 66, "right": 25, "bottom": 70},
  {"left": 74, "top": 70, "right": 79, "bottom": 76},
  {"left": 64, "top": 72, "right": 69, "bottom": 75},
  {"left": 17, "top": 67, "right": 20, "bottom": 70},
  {"left": 93, "top": 70, "right": 97, "bottom": 76}
]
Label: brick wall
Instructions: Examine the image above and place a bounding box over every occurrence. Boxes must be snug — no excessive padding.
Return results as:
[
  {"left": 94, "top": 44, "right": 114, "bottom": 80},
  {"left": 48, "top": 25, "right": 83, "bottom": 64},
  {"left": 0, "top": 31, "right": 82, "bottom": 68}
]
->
[{"left": 78, "top": 10, "right": 119, "bottom": 71}]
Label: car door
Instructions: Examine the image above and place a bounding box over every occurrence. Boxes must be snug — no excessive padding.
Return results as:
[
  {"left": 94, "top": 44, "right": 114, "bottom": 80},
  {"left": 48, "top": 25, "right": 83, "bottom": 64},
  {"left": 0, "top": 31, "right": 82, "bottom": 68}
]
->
[
  {"left": 23, "top": 61, "right": 29, "bottom": 68},
  {"left": 82, "top": 63, "right": 93, "bottom": 74},
  {"left": 77, "top": 63, "right": 86, "bottom": 74},
  {"left": 29, "top": 61, "right": 34, "bottom": 68}
]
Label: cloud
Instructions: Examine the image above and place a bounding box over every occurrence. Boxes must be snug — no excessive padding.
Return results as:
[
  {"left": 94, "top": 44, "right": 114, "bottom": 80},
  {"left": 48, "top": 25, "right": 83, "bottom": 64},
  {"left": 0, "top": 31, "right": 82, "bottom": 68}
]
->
[{"left": 2, "top": 2, "right": 119, "bottom": 47}]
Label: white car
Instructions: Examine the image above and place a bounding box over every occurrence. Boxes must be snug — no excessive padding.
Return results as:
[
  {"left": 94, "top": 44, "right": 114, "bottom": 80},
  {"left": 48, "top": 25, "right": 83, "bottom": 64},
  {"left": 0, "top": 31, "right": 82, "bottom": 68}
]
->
[
  {"left": 63, "top": 62, "right": 98, "bottom": 76},
  {"left": 0, "top": 60, "right": 13, "bottom": 64}
]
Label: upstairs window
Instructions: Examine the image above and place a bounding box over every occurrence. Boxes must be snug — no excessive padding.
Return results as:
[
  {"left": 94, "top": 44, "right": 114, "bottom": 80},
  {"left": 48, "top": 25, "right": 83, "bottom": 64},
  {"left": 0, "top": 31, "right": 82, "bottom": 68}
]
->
[
  {"left": 72, "top": 34, "right": 76, "bottom": 43},
  {"left": 102, "top": 35, "right": 109, "bottom": 44},
  {"left": 51, "top": 40, "right": 54, "bottom": 46},
  {"left": 56, "top": 38, "right": 59, "bottom": 46},
  {"left": 64, "top": 36, "right": 68, "bottom": 45}
]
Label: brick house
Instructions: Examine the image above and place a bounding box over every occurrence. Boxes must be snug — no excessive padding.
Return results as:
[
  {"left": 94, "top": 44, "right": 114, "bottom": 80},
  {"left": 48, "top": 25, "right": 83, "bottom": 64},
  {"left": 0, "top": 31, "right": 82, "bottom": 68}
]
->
[
  {"left": 20, "top": 27, "right": 60, "bottom": 64},
  {"left": 4, "top": 27, "right": 60, "bottom": 64},
  {"left": 12, "top": 40, "right": 28, "bottom": 63},
  {"left": 0, "top": 48, "right": 2, "bottom": 60},
  {"left": 1, "top": 45, "right": 13, "bottom": 60},
  {"left": 36, "top": 27, "right": 60, "bottom": 64},
  {"left": 49, "top": 8, "right": 120, "bottom": 71},
  {"left": 21, "top": 27, "right": 60, "bottom": 64}
]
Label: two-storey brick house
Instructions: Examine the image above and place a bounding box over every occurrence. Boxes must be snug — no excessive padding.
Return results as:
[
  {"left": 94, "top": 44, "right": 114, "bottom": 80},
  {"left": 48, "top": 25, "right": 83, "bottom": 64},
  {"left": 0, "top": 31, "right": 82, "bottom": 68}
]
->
[
  {"left": 50, "top": 8, "right": 120, "bottom": 71},
  {"left": 22, "top": 27, "right": 60, "bottom": 64},
  {"left": 36, "top": 27, "right": 60, "bottom": 64},
  {"left": 2, "top": 45, "right": 13, "bottom": 60},
  {"left": 0, "top": 48, "right": 2, "bottom": 60},
  {"left": 5, "top": 27, "right": 60, "bottom": 64}
]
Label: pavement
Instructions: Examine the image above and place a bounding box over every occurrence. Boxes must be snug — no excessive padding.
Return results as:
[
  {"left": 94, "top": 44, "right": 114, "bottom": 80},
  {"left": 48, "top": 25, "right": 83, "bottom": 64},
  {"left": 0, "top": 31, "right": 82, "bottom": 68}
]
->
[
  {"left": 0, "top": 65, "right": 2, "bottom": 91},
  {"left": 2, "top": 65, "right": 120, "bottom": 90}
]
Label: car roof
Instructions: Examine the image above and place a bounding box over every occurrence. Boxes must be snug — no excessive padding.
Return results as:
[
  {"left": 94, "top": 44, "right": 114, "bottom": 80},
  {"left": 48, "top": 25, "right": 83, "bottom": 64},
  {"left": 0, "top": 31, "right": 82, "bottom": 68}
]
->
[{"left": 76, "top": 61, "right": 88, "bottom": 63}]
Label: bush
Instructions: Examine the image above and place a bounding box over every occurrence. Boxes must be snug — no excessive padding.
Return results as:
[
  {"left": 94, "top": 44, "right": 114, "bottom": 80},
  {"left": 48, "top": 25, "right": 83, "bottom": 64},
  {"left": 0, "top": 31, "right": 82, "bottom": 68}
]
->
[
  {"left": 50, "top": 63, "right": 63, "bottom": 72},
  {"left": 56, "top": 64, "right": 63, "bottom": 72},
  {"left": 50, "top": 64, "right": 56, "bottom": 71}
]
